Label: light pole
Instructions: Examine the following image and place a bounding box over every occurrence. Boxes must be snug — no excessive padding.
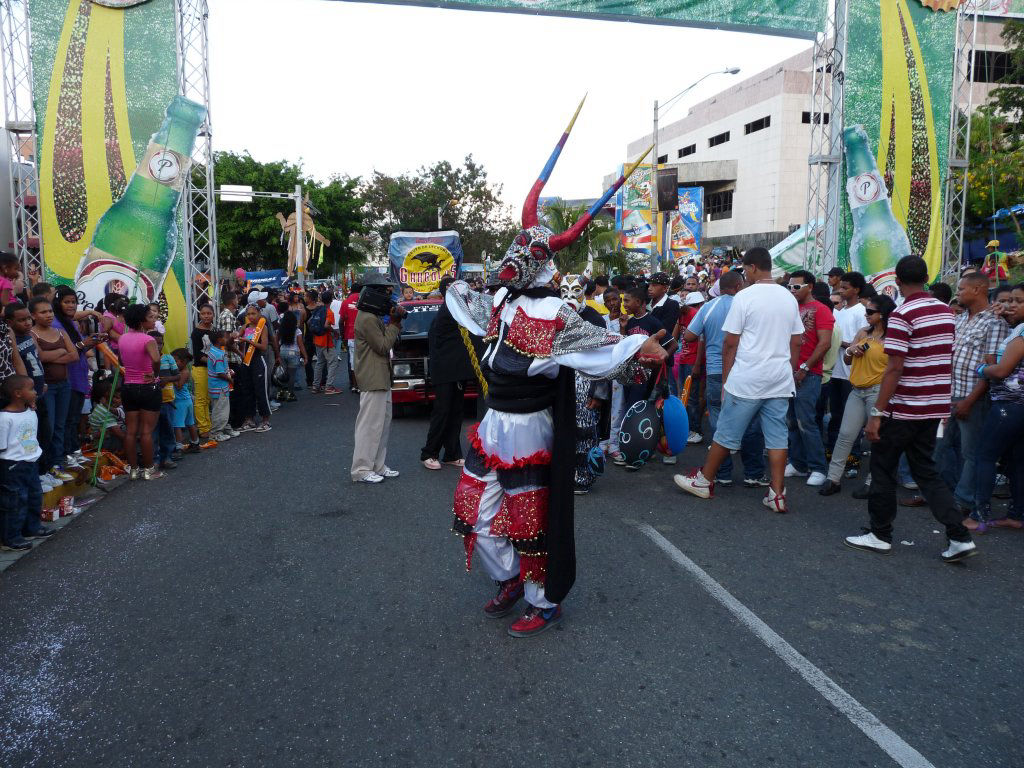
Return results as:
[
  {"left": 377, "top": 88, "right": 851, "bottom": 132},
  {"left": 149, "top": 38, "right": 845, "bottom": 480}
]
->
[
  {"left": 650, "top": 67, "right": 740, "bottom": 270},
  {"left": 437, "top": 198, "right": 458, "bottom": 230}
]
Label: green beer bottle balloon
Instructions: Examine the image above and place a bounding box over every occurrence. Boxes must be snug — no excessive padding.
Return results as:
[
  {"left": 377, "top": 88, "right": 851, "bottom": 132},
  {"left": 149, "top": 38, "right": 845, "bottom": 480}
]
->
[
  {"left": 843, "top": 124, "right": 910, "bottom": 287},
  {"left": 75, "top": 95, "right": 206, "bottom": 307}
]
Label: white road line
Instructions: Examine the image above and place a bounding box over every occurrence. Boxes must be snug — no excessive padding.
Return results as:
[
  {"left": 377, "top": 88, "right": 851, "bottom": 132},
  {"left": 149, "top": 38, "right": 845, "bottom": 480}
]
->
[{"left": 631, "top": 522, "right": 936, "bottom": 768}]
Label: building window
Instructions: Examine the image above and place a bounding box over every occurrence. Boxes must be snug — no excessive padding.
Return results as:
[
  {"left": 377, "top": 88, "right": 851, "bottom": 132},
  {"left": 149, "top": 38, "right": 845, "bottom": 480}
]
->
[
  {"left": 706, "top": 190, "right": 733, "bottom": 221},
  {"left": 971, "top": 50, "right": 1024, "bottom": 84},
  {"left": 744, "top": 116, "right": 770, "bottom": 134},
  {"left": 678, "top": 144, "right": 696, "bottom": 159},
  {"left": 708, "top": 131, "right": 730, "bottom": 148},
  {"left": 657, "top": 154, "right": 668, "bottom": 164},
  {"left": 801, "top": 111, "right": 830, "bottom": 125}
]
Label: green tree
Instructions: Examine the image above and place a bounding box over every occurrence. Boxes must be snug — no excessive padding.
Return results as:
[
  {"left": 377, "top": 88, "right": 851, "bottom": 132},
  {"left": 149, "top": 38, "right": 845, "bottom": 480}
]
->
[
  {"left": 964, "top": 108, "right": 1024, "bottom": 224},
  {"left": 360, "top": 155, "right": 516, "bottom": 263},
  {"left": 540, "top": 201, "right": 619, "bottom": 274},
  {"left": 208, "top": 151, "right": 365, "bottom": 274}
]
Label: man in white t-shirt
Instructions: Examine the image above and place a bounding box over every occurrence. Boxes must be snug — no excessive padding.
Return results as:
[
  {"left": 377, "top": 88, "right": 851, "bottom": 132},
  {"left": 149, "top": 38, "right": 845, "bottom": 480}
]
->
[
  {"left": 827, "top": 272, "right": 868, "bottom": 453},
  {"left": 674, "top": 247, "right": 804, "bottom": 512}
]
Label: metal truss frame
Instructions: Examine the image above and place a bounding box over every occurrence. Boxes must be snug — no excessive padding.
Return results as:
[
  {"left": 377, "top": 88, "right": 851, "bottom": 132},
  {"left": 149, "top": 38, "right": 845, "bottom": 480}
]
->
[
  {"left": 0, "top": 0, "right": 42, "bottom": 278},
  {"left": 803, "top": 0, "right": 848, "bottom": 275},
  {"left": 176, "top": 0, "right": 218, "bottom": 332},
  {"left": 940, "top": 6, "right": 978, "bottom": 281}
]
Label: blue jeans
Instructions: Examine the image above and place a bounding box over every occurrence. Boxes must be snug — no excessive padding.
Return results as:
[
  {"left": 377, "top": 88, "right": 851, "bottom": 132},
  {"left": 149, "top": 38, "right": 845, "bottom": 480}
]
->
[
  {"left": 41, "top": 379, "right": 71, "bottom": 470},
  {"left": 157, "top": 403, "right": 176, "bottom": 463},
  {"left": 935, "top": 397, "right": 988, "bottom": 510},
  {"left": 0, "top": 459, "right": 44, "bottom": 544},
  {"left": 973, "top": 400, "right": 1024, "bottom": 521},
  {"left": 706, "top": 374, "right": 765, "bottom": 481},
  {"left": 64, "top": 389, "right": 86, "bottom": 456},
  {"left": 280, "top": 347, "right": 302, "bottom": 394},
  {"left": 787, "top": 373, "right": 827, "bottom": 474}
]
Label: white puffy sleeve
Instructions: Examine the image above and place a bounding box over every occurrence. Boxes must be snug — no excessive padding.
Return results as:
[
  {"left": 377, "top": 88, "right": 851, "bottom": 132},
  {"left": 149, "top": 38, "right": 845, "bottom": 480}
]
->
[
  {"left": 551, "top": 305, "right": 647, "bottom": 383},
  {"left": 444, "top": 280, "right": 493, "bottom": 337}
]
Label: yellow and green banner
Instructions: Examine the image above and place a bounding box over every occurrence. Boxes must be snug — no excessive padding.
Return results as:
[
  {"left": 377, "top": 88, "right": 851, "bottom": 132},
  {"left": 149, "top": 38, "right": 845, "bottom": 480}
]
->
[
  {"left": 30, "top": 0, "right": 188, "bottom": 347},
  {"left": 844, "top": 0, "right": 957, "bottom": 287}
]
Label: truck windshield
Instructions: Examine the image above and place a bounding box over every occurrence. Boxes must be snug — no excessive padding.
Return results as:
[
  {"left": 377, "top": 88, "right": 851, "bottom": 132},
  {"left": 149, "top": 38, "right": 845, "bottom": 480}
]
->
[{"left": 399, "top": 304, "right": 439, "bottom": 335}]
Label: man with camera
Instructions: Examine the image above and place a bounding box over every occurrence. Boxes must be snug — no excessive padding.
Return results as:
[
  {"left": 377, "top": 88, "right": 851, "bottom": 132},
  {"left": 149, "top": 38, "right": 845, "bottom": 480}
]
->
[{"left": 350, "top": 273, "right": 405, "bottom": 484}]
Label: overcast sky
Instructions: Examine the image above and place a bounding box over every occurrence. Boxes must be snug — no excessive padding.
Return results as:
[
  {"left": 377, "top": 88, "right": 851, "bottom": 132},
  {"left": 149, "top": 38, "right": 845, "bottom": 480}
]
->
[{"left": 208, "top": 0, "right": 809, "bottom": 209}]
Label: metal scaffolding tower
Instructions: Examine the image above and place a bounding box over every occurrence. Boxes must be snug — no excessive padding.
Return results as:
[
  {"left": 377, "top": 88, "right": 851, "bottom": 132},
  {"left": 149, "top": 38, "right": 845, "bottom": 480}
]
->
[
  {"left": 177, "top": 0, "right": 218, "bottom": 331},
  {"left": 940, "top": 6, "right": 979, "bottom": 281},
  {"left": 803, "top": 0, "right": 848, "bottom": 275},
  {"left": 0, "top": 0, "right": 41, "bottom": 279}
]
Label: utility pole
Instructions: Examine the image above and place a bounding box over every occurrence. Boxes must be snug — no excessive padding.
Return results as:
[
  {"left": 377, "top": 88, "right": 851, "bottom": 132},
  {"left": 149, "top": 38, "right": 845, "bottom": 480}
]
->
[{"left": 651, "top": 99, "right": 659, "bottom": 272}]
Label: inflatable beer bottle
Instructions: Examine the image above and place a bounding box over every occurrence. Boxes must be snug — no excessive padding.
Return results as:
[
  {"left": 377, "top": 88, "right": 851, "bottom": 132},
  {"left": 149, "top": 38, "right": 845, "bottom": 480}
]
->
[
  {"left": 75, "top": 96, "right": 206, "bottom": 306},
  {"left": 843, "top": 124, "right": 910, "bottom": 294}
]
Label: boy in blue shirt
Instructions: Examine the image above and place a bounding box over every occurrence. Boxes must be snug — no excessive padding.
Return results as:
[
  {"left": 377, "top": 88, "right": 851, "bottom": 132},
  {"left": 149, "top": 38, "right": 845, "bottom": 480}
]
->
[
  {"left": 205, "top": 330, "right": 235, "bottom": 441},
  {"left": 170, "top": 348, "right": 202, "bottom": 454}
]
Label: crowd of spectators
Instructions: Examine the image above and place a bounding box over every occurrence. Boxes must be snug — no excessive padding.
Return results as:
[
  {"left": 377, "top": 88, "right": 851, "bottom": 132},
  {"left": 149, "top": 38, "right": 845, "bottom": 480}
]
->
[{"left": 1, "top": 258, "right": 358, "bottom": 551}]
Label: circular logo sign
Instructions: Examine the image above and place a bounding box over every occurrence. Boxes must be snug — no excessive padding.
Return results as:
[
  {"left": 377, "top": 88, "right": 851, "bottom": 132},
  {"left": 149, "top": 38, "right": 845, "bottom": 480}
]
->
[
  {"left": 400, "top": 244, "right": 456, "bottom": 294},
  {"left": 852, "top": 172, "right": 882, "bottom": 206},
  {"left": 149, "top": 150, "right": 181, "bottom": 184},
  {"left": 90, "top": 1, "right": 153, "bottom": 7}
]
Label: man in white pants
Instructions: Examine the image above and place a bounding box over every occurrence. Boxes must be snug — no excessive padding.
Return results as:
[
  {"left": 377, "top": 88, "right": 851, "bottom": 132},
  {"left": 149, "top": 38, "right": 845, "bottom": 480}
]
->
[{"left": 350, "top": 275, "right": 403, "bottom": 483}]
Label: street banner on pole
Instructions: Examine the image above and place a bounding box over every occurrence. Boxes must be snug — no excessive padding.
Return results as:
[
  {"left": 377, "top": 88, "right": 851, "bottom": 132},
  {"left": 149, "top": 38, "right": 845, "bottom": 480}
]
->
[
  {"left": 616, "top": 164, "right": 656, "bottom": 253},
  {"left": 668, "top": 187, "right": 703, "bottom": 261},
  {"left": 388, "top": 231, "right": 463, "bottom": 295}
]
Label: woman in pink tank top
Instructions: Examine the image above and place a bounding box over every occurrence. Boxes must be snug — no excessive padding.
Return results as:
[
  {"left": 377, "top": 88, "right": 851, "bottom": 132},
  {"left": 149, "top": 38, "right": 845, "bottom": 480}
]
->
[{"left": 118, "top": 304, "right": 162, "bottom": 480}]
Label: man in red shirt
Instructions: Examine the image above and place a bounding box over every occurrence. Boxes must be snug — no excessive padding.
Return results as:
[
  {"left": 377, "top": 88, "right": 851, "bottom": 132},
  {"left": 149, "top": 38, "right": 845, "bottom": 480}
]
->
[
  {"left": 341, "top": 280, "right": 362, "bottom": 392},
  {"left": 845, "top": 256, "right": 976, "bottom": 562},
  {"left": 784, "top": 270, "right": 834, "bottom": 486}
]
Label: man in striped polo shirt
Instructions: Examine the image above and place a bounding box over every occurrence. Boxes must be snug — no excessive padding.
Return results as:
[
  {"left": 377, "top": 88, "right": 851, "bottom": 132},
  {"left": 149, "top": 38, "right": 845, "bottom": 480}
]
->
[{"left": 845, "top": 256, "right": 977, "bottom": 563}]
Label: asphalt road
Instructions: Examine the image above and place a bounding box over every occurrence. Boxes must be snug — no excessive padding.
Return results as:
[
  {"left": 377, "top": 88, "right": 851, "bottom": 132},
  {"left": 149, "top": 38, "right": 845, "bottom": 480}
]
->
[{"left": 0, "top": 392, "right": 1021, "bottom": 768}]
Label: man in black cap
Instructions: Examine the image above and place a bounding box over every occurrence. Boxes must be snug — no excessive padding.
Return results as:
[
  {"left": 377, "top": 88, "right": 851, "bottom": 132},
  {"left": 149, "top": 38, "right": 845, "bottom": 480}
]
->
[{"left": 648, "top": 272, "right": 680, "bottom": 338}]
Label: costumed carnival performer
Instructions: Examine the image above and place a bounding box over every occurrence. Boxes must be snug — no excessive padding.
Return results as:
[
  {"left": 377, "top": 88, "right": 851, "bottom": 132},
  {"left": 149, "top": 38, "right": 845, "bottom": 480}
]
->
[{"left": 446, "top": 98, "right": 666, "bottom": 637}]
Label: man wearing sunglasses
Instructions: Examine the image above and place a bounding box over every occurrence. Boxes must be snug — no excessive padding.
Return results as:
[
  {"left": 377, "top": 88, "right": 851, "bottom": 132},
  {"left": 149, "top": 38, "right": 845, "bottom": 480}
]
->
[{"left": 784, "top": 270, "right": 835, "bottom": 487}]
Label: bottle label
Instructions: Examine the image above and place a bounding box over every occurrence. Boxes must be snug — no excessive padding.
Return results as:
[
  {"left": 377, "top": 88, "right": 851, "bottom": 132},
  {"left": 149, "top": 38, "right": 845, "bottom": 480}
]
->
[
  {"left": 138, "top": 145, "right": 189, "bottom": 192},
  {"left": 847, "top": 171, "right": 887, "bottom": 210}
]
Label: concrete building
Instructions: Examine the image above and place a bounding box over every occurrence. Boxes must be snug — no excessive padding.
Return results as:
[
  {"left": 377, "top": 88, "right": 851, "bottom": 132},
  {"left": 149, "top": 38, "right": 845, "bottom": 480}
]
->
[
  {"left": 611, "top": 19, "right": 1013, "bottom": 255},
  {"left": 614, "top": 48, "right": 815, "bottom": 253}
]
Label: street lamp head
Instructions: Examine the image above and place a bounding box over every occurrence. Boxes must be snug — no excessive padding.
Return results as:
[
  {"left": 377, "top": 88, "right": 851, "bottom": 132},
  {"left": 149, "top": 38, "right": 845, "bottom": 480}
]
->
[{"left": 724, "top": 67, "right": 741, "bottom": 75}]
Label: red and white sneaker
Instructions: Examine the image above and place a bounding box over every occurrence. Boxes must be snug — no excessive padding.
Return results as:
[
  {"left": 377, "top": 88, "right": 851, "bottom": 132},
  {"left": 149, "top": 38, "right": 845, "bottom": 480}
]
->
[
  {"left": 673, "top": 469, "right": 714, "bottom": 499},
  {"left": 483, "top": 577, "right": 524, "bottom": 619},
  {"left": 762, "top": 487, "right": 787, "bottom": 513},
  {"left": 507, "top": 605, "right": 562, "bottom": 638}
]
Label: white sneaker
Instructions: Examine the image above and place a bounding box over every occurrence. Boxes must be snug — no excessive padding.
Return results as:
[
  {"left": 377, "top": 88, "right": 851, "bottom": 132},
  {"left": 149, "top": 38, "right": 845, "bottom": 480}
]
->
[
  {"left": 661, "top": 455, "right": 677, "bottom": 465},
  {"left": 784, "top": 464, "right": 808, "bottom": 478},
  {"left": 687, "top": 431, "right": 703, "bottom": 445},
  {"left": 50, "top": 467, "right": 75, "bottom": 482},
  {"left": 380, "top": 467, "right": 400, "bottom": 478},
  {"left": 844, "top": 532, "right": 892, "bottom": 554},
  {"left": 673, "top": 470, "right": 713, "bottom": 499},
  {"left": 228, "top": 429, "right": 241, "bottom": 437},
  {"left": 806, "top": 471, "right": 827, "bottom": 486},
  {"left": 902, "top": 480, "right": 919, "bottom": 490},
  {"left": 214, "top": 433, "right": 231, "bottom": 442},
  {"left": 356, "top": 472, "right": 384, "bottom": 484},
  {"left": 941, "top": 539, "right": 978, "bottom": 563},
  {"left": 762, "top": 487, "right": 787, "bottom": 513}
]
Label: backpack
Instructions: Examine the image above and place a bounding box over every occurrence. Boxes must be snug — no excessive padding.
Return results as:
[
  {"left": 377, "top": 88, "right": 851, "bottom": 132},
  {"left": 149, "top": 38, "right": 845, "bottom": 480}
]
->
[{"left": 308, "top": 305, "right": 328, "bottom": 336}]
